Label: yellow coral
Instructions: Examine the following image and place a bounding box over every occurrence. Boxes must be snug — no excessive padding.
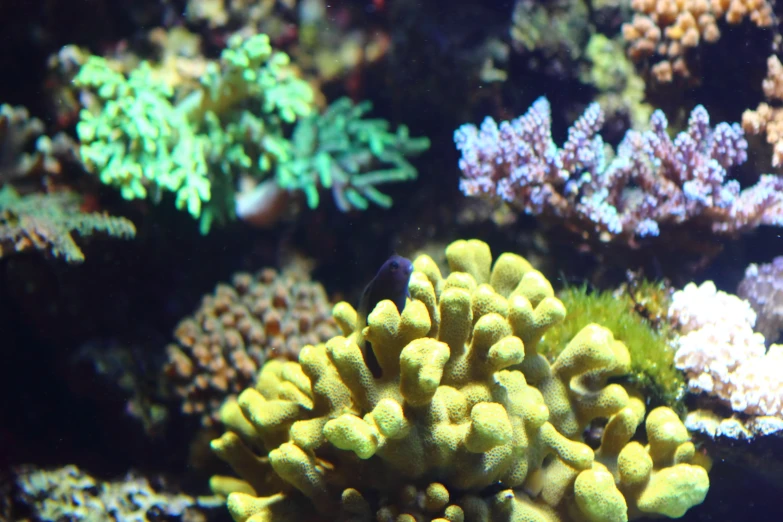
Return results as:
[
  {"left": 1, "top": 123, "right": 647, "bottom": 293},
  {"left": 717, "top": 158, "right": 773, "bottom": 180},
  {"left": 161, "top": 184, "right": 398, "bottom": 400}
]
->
[{"left": 210, "top": 239, "right": 709, "bottom": 522}]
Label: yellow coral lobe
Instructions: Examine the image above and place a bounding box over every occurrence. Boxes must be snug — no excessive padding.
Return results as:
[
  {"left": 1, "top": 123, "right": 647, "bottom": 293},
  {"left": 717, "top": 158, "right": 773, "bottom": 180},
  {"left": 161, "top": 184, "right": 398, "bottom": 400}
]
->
[{"left": 574, "top": 468, "right": 628, "bottom": 522}]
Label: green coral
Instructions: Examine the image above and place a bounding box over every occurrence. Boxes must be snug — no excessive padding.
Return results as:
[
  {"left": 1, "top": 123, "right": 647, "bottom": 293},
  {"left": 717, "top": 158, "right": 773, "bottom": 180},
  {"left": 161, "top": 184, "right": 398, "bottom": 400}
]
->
[
  {"left": 75, "top": 58, "right": 212, "bottom": 218},
  {"left": 74, "top": 34, "right": 428, "bottom": 232},
  {"left": 538, "top": 284, "right": 685, "bottom": 413},
  {"left": 580, "top": 34, "right": 652, "bottom": 130},
  {"left": 274, "top": 97, "right": 431, "bottom": 211},
  {"left": 74, "top": 34, "right": 315, "bottom": 231},
  {"left": 510, "top": 0, "right": 591, "bottom": 62},
  {"left": 0, "top": 185, "right": 136, "bottom": 263},
  {"left": 209, "top": 239, "right": 708, "bottom": 522}
]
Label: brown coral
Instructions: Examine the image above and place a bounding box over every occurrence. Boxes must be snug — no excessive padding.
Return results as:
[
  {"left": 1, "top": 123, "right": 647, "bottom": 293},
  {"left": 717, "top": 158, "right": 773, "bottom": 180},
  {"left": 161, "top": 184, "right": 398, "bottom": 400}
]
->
[
  {"left": 0, "top": 185, "right": 136, "bottom": 263},
  {"left": 164, "top": 265, "right": 340, "bottom": 426},
  {"left": 743, "top": 56, "right": 783, "bottom": 167},
  {"left": 623, "top": 0, "right": 773, "bottom": 83}
]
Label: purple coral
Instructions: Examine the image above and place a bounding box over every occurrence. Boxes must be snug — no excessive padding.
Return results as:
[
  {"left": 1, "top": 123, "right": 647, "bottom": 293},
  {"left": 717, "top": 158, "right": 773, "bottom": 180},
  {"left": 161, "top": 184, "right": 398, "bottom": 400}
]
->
[
  {"left": 455, "top": 98, "right": 783, "bottom": 245},
  {"left": 738, "top": 256, "right": 783, "bottom": 343}
]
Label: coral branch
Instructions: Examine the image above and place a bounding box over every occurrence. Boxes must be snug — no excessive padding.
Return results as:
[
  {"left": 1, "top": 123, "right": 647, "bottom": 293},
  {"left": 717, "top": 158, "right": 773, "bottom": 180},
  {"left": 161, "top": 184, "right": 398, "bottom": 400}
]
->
[
  {"left": 456, "top": 97, "right": 783, "bottom": 246},
  {"left": 0, "top": 186, "right": 135, "bottom": 263}
]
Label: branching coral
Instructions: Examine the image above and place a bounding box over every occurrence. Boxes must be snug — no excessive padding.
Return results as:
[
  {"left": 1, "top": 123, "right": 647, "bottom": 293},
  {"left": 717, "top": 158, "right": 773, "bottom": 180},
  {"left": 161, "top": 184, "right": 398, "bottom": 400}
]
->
[
  {"left": 742, "top": 55, "right": 783, "bottom": 168},
  {"left": 208, "top": 239, "right": 709, "bottom": 522},
  {"left": 74, "top": 32, "right": 426, "bottom": 233},
  {"left": 75, "top": 57, "right": 213, "bottom": 218},
  {"left": 165, "top": 265, "right": 339, "bottom": 426},
  {"left": 0, "top": 186, "right": 136, "bottom": 263},
  {"left": 455, "top": 97, "right": 783, "bottom": 247},
  {"left": 273, "top": 97, "right": 431, "bottom": 212},
  {"left": 74, "top": 33, "right": 315, "bottom": 232},
  {"left": 622, "top": 0, "right": 774, "bottom": 83}
]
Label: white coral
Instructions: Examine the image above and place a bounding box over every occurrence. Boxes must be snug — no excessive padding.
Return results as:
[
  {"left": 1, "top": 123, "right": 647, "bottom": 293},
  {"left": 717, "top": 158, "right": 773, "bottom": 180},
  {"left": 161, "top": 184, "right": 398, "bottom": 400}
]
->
[{"left": 670, "top": 281, "right": 783, "bottom": 417}]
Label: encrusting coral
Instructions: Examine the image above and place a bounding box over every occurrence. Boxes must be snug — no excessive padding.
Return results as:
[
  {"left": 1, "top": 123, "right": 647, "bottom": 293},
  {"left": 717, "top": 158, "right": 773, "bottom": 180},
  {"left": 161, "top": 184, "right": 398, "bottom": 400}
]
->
[
  {"left": 165, "top": 263, "right": 339, "bottom": 426},
  {"left": 209, "top": 239, "right": 709, "bottom": 522}
]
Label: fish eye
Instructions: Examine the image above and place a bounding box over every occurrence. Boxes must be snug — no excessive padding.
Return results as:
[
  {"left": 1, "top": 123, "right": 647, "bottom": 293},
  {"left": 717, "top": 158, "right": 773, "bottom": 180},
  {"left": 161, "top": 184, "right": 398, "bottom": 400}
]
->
[{"left": 390, "top": 260, "right": 399, "bottom": 270}]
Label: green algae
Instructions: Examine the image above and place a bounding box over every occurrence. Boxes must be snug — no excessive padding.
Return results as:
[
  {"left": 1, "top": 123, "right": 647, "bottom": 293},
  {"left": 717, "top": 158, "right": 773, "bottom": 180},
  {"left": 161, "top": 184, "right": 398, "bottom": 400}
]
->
[{"left": 539, "top": 282, "right": 686, "bottom": 414}]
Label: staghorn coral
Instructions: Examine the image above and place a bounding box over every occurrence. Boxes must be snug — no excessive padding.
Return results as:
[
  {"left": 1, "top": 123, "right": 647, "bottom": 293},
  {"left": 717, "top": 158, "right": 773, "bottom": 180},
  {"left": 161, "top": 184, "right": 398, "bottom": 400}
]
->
[
  {"left": 738, "top": 256, "right": 783, "bottom": 343},
  {"left": 455, "top": 97, "right": 783, "bottom": 248},
  {"left": 622, "top": 0, "right": 774, "bottom": 83},
  {"left": 165, "top": 264, "right": 339, "bottom": 426},
  {"left": 0, "top": 185, "right": 136, "bottom": 263},
  {"left": 14, "top": 464, "right": 221, "bottom": 521},
  {"left": 742, "top": 55, "right": 783, "bottom": 168},
  {"left": 208, "top": 239, "right": 709, "bottom": 522},
  {"left": 670, "top": 281, "right": 783, "bottom": 437}
]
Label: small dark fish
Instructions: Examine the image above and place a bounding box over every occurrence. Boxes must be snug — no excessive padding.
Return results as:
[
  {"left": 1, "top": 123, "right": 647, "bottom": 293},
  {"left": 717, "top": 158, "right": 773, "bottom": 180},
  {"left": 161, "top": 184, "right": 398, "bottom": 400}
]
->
[{"left": 358, "top": 255, "right": 414, "bottom": 377}]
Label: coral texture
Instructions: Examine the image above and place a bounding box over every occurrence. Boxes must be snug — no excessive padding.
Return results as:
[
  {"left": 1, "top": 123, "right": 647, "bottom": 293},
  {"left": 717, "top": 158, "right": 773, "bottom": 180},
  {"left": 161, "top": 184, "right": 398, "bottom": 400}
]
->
[
  {"left": 0, "top": 185, "right": 136, "bottom": 263},
  {"left": 455, "top": 97, "right": 783, "bottom": 247},
  {"left": 737, "top": 256, "right": 783, "bottom": 343},
  {"left": 209, "top": 239, "right": 709, "bottom": 522},
  {"left": 14, "top": 464, "right": 220, "bottom": 521},
  {"left": 623, "top": 0, "right": 773, "bottom": 83},
  {"left": 165, "top": 265, "right": 339, "bottom": 426},
  {"left": 742, "top": 56, "right": 783, "bottom": 168},
  {"left": 670, "top": 281, "right": 783, "bottom": 418}
]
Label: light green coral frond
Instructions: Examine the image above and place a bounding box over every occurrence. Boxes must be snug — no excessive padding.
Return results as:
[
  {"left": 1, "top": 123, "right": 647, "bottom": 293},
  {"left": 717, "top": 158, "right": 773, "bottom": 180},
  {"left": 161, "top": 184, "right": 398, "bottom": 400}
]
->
[{"left": 74, "top": 56, "right": 211, "bottom": 218}]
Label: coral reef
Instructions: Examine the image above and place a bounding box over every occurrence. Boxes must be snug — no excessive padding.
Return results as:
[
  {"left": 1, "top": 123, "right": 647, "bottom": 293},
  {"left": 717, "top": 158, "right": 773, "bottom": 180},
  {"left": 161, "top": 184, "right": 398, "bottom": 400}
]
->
[
  {"left": 670, "top": 281, "right": 783, "bottom": 437},
  {"left": 165, "top": 265, "right": 339, "bottom": 426},
  {"left": 455, "top": 97, "right": 783, "bottom": 249},
  {"left": 208, "top": 239, "right": 709, "bottom": 521},
  {"left": 738, "top": 256, "right": 783, "bottom": 343},
  {"left": 0, "top": 185, "right": 136, "bottom": 263},
  {"left": 14, "top": 464, "right": 221, "bottom": 521},
  {"left": 623, "top": 0, "right": 774, "bottom": 83}
]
